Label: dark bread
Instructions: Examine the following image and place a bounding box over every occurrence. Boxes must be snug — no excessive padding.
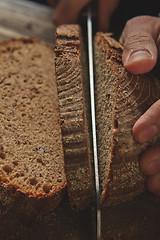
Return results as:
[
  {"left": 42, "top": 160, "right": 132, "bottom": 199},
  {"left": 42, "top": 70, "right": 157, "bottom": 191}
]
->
[
  {"left": 1, "top": 28, "right": 160, "bottom": 240},
  {"left": 94, "top": 33, "right": 160, "bottom": 206},
  {"left": 55, "top": 25, "right": 93, "bottom": 210},
  {"left": 0, "top": 38, "right": 66, "bottom": 214}
]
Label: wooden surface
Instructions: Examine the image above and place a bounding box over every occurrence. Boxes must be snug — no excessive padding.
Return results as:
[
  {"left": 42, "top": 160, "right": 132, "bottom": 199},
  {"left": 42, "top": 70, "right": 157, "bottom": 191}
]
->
[{"left": 0, "top": 0, "right": 55, "bottom": 43}]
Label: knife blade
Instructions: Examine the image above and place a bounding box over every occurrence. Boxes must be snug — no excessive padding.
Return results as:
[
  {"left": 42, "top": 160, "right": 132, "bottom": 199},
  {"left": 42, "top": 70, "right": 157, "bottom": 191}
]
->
[{"left": 87, "top": 5, "right": 102, "bottom": 240}]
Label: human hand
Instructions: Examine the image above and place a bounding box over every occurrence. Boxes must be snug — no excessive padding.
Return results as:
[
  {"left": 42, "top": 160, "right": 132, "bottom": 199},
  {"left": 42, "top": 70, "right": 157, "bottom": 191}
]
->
[
  {"left": 47, "top": 0, "right": 119, "bottom": 31},
  {"left": 133, "top": 100, "right": 160, "bottom": 197},
  {"left": 120, "top": 16, "right": 160, "bottom": 197},
  {"left": 119, "top": 16, "right": 160, "bottom": 74}
]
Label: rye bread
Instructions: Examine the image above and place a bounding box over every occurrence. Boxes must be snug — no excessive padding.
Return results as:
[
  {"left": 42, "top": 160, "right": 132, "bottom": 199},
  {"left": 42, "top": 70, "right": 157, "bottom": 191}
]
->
[
  {"left": 55, "top": 25, "right": 93, "bottom": 210},
  {"left": 94, "top": 33, "right": 160, "bottom": 206},
  {"left": 0, "top": 38, "right": 66, "bottom": 214}
]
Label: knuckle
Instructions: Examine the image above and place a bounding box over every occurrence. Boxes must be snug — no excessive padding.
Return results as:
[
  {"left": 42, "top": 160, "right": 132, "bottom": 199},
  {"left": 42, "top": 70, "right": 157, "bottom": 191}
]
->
[
  {"left": 123, "top": 16, "right": 160, "bottom": 47},
  {"left": 124, "top": 33, "right": 154, "bottom": 52},
  {"left": 125, "top": 16, "right": 156, "bottom": 29}
]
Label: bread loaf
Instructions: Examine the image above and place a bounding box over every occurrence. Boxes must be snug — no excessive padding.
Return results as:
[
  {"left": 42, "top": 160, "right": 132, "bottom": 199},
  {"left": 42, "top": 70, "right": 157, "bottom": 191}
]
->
[
  {"left": 94, "top": 33, "right": 160, "bottom": 206},
  {"left": 2, "top": 27, "right": 159, "bottom": 215},
  {"left": 0, "top": 38, "right": 66, "bottom": 214},
  {"left": 55, "top": 25, "right": 93, "bottom": 210}
]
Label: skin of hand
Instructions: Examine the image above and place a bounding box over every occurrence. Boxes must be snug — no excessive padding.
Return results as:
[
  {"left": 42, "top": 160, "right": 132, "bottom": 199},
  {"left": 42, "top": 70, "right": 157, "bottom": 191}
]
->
[
  {"left": 119, "top": 16, "right": 160, "bottom": 197},
  {"left": 47, "top": 0, "right": 119, "bottom": 31}
]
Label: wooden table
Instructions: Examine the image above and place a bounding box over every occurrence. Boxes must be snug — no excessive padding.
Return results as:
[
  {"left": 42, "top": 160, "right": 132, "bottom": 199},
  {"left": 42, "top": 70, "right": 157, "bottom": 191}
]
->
[{"left": 0, "top": 0, "right": 55, "bottom": 43}]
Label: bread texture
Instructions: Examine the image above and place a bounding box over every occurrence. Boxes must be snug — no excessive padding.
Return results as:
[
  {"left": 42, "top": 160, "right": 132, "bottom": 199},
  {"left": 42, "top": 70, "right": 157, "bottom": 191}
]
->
[
  {"left": 0, "top": 38, "right": 66, "bottom": 214},
  {"left": 55, "top": 25, "right": 93, "bottom": 210},
  {"left": 94, "top": 33, "right": 160, "bottom": 206}
]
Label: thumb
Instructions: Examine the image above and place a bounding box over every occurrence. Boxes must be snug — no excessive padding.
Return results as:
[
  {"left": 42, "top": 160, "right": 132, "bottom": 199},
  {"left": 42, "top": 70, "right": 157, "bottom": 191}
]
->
[{"left": 119, "top": 16, "right": 160, "bottom": 74}]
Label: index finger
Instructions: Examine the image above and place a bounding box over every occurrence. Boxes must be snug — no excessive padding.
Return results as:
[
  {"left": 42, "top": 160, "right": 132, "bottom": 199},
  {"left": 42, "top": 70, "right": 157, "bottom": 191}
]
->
[{"left": 133, "top": 99, "right": 160, "bottom": 143}]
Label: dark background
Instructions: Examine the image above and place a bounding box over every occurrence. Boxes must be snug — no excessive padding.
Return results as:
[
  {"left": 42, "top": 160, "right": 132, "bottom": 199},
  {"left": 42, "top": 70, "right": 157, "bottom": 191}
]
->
[{"left": 28, "top": 0, "right": 160, "bottom": 38}]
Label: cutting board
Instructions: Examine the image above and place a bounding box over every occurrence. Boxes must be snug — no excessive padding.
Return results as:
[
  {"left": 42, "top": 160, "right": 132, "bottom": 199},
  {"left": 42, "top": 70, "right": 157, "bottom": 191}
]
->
[{"left": 0, "top": 0, "right": 55, "bottom": 43}]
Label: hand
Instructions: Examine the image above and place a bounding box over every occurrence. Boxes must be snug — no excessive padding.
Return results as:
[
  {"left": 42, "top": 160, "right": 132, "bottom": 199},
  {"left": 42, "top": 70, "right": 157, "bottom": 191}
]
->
[
  {"left": 119, "top": 16, "right": 160, "bottom": 74},
  {"left": 120, "top": 16, "right": 160, "bottom": 197},
  {"left": 47, "top": 0, "right": 119, "bottom": 31},
  {"left": 133, "top": 100, "right": 160, "bottom": 197}
]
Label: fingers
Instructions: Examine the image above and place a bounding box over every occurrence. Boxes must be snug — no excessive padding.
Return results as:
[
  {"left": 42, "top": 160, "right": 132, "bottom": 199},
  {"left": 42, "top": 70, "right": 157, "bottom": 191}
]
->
[
  {"left": 140, "top": 146, "right": 160, "bottom": 197},
  {"left": 147, "top": 173, "right": 160, "bottom": 197},
  {"left": 119, "top": 16, "right": 160, "bottom": 74},
  {"left": 129, "top": 18, "right": 160, "bottom": 197},
  {"left": 47, "top": 0, "right": 59, "bottom": 8},
  {"left": 50, "top": 0, "right": 119, "bottom": 32},
  {"left": 52, "top": 0, "right": 90, "bottom": 25},
  {"left": 133, "top": 99, "right": 160, "bottom": 143},
  {"left": 98, "top": 0, "right": 119, "bottom": 32},
  {"left": 140, "top": 146, "right": 160, "bottom": 175},
  {"left": 133, "top": 100, "right": 160, "bottom": 197}
]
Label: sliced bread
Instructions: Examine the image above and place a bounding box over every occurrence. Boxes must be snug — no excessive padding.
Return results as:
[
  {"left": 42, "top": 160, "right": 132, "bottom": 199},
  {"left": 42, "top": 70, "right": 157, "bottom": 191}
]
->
[
  {"left": 0, "top": 38, "right": 66, "bottom": 214},
  {"left": 94, "top": 33, "right": 160, "bottom": 206},
  {"left": 55, "top": 25, "right": 93, "bottom": 210}
]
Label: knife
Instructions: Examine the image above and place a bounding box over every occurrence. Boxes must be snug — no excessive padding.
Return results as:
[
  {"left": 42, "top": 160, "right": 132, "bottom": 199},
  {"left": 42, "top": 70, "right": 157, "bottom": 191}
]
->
[{"left": 87, "top": 5, "right": 102, "bottom": 240}]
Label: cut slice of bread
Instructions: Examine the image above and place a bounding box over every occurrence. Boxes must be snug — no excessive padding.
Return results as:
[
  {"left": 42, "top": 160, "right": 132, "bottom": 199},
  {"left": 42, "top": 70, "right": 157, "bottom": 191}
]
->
[
  {"left": 94, "top": 33, "right": 160, "bottom": 206},
  {"left": 0, "top": 38, "right": 66, "bottom": 214},
  {"left": 55, "top": 25, "right": 93, "bottom": 210}
]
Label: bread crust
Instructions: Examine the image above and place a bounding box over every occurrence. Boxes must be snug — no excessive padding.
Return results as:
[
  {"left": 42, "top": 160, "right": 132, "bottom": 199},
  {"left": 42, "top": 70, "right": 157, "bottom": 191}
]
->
[
  {"left": 55, "top": 25, "right": 93, "bottom": 210},
  {"left": 94, "top": 33, "right": 160, "bottom": 206},
  {"left": 0, "top": 180, "right": 66, "bottom": 215}
]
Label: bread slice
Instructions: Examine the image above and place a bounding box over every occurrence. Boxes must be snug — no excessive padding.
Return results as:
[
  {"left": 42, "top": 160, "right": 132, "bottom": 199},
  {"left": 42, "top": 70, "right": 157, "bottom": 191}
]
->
[
  {"left": 94, "top": 33, "right": 160, "bottom": 206},
  {"left": 55, "top": 25, "right": 93, "bottom": 210},
  {"left": 0, "top": 38, "right": 66, "bottom": 214}
]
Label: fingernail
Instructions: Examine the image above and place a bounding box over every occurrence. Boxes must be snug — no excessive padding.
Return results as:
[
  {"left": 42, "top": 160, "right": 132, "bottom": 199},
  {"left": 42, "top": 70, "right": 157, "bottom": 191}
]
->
[
  {"left": 127, "top": 50, "right": 152, "bottom": 64},
  {"left": 147, "top": 161, "right": 160, "bottom": 175},
  {"left": 138, "top": 125, "right": 158, "bottom": 143}
]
